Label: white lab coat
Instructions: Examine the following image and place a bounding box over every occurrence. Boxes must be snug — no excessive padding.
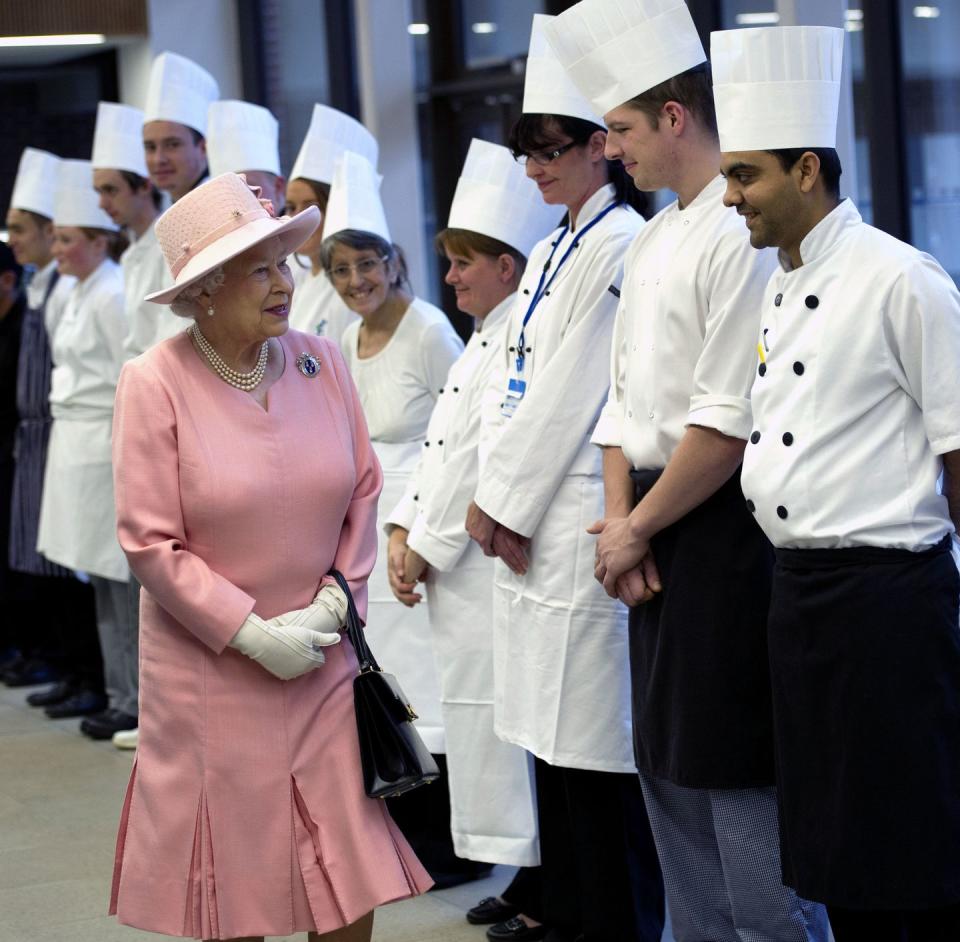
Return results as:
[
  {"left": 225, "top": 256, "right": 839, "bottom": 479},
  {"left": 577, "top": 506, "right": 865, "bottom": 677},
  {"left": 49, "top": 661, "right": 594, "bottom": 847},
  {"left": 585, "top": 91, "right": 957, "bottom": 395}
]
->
[
  {"left": 121, "top": 226, "right": 182, "bottom": 359},
  {"left": 742, "top": 198, "right": 960, "bottom": 551},
  {"left": 342, "top": 298, "right": 464, "bottom": 752},
  {"left": 28, "top": 259, "right": 75, "bottom": 339},
  {"left": 37, "top": 259, "right": 128, "bottom": 581},
  {"left": 288, "top": 267, "right": 359, "bottom": 347},
  {"left": 474, "top": 184, "right": 644, "bottom": 772},
  {"left": 592, "top": 176, "right": 777, "bottom": 466},
  {"left": 387, "top": 295, "right": 539, "bottom": 866}
]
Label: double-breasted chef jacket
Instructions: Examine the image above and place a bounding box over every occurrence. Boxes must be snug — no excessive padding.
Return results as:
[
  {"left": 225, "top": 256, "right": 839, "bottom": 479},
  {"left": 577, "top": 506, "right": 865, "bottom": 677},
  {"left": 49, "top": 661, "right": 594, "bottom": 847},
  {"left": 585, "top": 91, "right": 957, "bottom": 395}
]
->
[
  {"left": 593, "top": 175, "right": 780, "bottom": 788},
  {"left": 341, "top": 299, "right": 463, "bottom": 753},
  {"left": 37, "top": 258, "right": 129, "bottom": 581},
  {"left": 387, "top": 295, "right": 539, "bottom": 867},
  {"left": 742, "top": 198, "right": 960, "bottom": 909},
  {"left": 121, "top": 226, "right": 181, "bottom": 359},
  {"left": 475, "top": 183, "right": 644, "bottom": 773},
  {"left": 289, "top": 267, "right": 359, "bottom": 348}
]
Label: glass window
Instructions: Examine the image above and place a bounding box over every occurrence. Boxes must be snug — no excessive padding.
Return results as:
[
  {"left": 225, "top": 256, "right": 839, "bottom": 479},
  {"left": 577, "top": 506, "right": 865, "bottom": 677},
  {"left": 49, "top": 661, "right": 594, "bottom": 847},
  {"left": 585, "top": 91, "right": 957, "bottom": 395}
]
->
[
  {"left": 899, "top": 0, "right": 960, "bottom": 284},
  {"left": 462, "top": 0, "right": 544, "bottom": 70}
]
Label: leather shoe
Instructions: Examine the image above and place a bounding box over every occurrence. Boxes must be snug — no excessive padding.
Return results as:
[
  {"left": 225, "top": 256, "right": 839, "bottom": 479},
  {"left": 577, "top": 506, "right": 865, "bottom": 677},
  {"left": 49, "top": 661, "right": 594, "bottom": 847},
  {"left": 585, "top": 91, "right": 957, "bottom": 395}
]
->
[
  {"left": 2, "top": 658, "right": 58, "bottom": 687},
  {"left": 487, "top": 917, "right": 549, "bottom": 941},
  {"left": 44, "top": 689, "right": 107, "bottom": 719},
  {"left": 468, "top": 897, "right": 520, "bottom": 926},
  {"left": 26, "top": 681, "right": 77, "bottom": 707},
  {"left": 80, "top": 708, "right": 138, "bottom": 740}
]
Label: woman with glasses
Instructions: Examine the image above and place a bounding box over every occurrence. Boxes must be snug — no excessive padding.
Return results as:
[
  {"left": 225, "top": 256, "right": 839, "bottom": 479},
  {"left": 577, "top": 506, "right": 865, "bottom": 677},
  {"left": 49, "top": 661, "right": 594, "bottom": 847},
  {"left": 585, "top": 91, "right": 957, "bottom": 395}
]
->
[
  {"left": 465, "top": 16, "right": 664, "bottom": 942},
  {"left": 284, "top": 105, "right": 375, "bottom": 347},
  {"left": 321, "top": 152, "right": 468, "bottom": 886}
]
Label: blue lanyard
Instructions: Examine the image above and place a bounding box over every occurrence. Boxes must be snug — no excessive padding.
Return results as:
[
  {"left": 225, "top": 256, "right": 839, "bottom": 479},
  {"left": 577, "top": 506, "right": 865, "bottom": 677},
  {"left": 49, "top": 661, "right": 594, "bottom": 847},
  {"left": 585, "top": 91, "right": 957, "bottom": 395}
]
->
[{"left": 516, "top": 199, "right": 622, "bottom": 373}]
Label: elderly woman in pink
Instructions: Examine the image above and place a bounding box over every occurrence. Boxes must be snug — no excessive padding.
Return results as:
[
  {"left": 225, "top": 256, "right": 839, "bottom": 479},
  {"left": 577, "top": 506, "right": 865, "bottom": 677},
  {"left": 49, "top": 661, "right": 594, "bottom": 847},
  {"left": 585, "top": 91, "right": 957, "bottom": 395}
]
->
[{"left": 108, "top": 173, "right": 431, "bottom": 942}]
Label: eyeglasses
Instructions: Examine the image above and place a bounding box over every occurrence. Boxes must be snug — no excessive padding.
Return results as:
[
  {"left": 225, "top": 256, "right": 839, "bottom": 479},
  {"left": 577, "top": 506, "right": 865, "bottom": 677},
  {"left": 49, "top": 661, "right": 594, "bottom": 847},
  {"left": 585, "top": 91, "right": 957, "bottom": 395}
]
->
[
  {"left": 514, "top": 140, "right": 578, "bottom": 167},
  {"left": 328, "top": 256, "right": 388, "bottom": 282}
]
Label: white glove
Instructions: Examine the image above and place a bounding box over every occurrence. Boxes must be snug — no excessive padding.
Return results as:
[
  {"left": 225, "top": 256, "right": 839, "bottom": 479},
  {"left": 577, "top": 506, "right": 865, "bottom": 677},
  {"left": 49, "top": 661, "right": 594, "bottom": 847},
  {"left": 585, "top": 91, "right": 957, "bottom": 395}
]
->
[
  {"left": 228, "top": 612, "right": 330, "bottom": 681},
  {"left": 268, "top": 584, "right": 347, "bottom": 640}
]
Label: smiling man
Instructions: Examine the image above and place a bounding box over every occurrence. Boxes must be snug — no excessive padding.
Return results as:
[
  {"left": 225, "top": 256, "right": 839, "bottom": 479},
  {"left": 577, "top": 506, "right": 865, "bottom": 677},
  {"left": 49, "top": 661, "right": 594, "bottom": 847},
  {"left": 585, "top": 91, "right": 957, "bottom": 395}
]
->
[
  {"left": 142, "top": 52, "right": 218, "bottom": 204},
  {"left": 545, "top": 2, "right": 828, "bottom": 940},
  {"left": 713, "top": 24, "right": 960, "bottom": 941}
]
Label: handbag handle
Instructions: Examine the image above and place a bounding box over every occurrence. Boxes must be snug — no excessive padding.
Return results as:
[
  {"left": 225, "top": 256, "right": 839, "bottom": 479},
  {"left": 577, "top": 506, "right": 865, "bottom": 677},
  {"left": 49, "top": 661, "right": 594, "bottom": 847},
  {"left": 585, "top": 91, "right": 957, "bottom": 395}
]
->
[{"left": 328, "top": 569, "right": 381, "bottom": 674}]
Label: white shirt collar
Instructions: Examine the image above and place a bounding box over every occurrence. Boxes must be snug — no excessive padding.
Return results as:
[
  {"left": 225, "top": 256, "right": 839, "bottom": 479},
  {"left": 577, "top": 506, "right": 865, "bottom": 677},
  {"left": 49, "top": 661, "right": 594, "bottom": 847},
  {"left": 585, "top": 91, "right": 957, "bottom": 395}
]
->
[
  {"left": 477, "top": 291, "right": 515, "bottom": 334},
  {"left": 779, "top": 198, "right": 862, "bottom": 272},
  {"left": 569, "top": 182, "right": 616, "bottom": 232}
]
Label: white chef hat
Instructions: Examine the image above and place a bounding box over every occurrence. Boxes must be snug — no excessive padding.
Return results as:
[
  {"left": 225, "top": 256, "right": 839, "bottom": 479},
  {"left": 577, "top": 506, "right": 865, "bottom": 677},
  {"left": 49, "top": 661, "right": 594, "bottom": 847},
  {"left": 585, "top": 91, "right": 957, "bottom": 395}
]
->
[
  {"left": 143, "top": 51, "right": 219, "bottom": 136},
  {"left": 206, "top": 100, "right": 281, "bottom": 177},
  {"left": 544, "top": 0, "right": 706, "bottom": 117},
  {"left": 289, "top": 104, "right": 379, "bottom": 185},
  {"left": 10, "top": 148, "right": 61, "bottom": 219},
  {"left": 523, "top": 14, "right": 602, "bottom": 124},
  {"left": 91, "top": 102, "right": 149, "bottom": 177},
  {"left": 447, "top": 139, "right": 561, "bottom": 258},
  {"left": 53, "top": 159, "right": 119, "bottom": 230},
  {"left": 711, "top": 25, "right": 844, "bottom": 152},
  {"left": 323, "top": 151, "right": 390, "bottom": 243}
]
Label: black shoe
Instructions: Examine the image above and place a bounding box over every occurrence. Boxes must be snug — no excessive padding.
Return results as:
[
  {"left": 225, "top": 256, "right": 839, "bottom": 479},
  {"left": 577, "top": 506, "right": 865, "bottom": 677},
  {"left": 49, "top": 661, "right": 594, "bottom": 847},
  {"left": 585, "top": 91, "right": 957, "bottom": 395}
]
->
[
  {"left": 80, "top": 708, "right": 138, "bottom": 740},
  {"left": 2, "top": 658, "right": 58, "bottom": 687},
  {"left": 44, "top": 689, "right": 107, "bottom": 719},
  {"left": 26, "top": 681, "right": 77, "bottom": 707},
  {"left": 468, "top": 897, "right": 521, "bottom": 925},
  {"left": 487, "top": 917, "right": 549, "bottom": 941}
]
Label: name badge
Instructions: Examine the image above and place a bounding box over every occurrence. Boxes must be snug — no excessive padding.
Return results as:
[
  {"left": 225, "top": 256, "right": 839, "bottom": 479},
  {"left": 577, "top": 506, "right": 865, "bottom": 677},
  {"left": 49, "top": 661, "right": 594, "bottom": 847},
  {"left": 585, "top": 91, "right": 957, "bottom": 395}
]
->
[{"left": 500, "top": 377, "right": 527, "bottom": 419}]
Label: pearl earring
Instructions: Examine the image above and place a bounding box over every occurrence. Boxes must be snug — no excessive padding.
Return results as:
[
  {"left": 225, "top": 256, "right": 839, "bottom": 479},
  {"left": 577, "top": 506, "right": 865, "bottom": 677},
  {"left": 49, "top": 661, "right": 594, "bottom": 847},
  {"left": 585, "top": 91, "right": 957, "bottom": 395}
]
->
[{"left": 207, "top": 305, "right": 215, "bottom": 317}]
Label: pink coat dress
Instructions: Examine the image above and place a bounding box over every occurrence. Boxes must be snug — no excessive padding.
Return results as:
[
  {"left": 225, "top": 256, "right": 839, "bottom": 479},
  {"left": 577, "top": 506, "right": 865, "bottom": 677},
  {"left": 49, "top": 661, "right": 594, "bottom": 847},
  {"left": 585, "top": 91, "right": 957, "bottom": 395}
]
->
[{"left": 108, "top": 329, "right": 431, "bottom": 940}]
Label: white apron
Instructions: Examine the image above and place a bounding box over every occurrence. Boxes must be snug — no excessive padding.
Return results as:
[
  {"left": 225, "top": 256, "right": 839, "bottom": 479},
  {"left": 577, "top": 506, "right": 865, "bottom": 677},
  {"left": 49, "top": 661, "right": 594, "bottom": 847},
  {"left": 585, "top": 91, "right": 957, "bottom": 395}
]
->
[
  {"left": 366, "top": 439, "right": 445, "bottom": 752},
  {"left": 393, "top": 299, "right": 539, "bottom": 865}
]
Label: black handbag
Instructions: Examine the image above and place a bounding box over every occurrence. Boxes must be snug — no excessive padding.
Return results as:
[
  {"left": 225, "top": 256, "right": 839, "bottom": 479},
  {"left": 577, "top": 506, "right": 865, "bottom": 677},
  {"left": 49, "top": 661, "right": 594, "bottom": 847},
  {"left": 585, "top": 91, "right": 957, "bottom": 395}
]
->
[{"left": 328, "top": 569, "right": 439, "bottom": 799}]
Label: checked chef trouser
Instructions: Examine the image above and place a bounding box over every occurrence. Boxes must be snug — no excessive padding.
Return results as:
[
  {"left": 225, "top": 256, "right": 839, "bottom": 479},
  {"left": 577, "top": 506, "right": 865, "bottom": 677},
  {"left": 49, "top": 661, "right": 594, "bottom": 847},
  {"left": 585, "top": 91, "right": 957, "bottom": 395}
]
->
[
  {"left": 639, "top": 773, "right": 828, "bottom": 942},
  {"left": 90, "top": 575, "right": 138, "bottom": 717}
]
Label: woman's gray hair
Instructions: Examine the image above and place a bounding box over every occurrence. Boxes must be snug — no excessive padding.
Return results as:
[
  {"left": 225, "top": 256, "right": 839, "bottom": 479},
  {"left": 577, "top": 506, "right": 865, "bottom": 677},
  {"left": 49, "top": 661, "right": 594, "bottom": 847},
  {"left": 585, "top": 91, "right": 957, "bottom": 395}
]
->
[
  {"left": 169, "top": 265, "right": 227, "bottom": 318},
  {"left": 320, "top": 230, "right": 410, "bottom": 289}
]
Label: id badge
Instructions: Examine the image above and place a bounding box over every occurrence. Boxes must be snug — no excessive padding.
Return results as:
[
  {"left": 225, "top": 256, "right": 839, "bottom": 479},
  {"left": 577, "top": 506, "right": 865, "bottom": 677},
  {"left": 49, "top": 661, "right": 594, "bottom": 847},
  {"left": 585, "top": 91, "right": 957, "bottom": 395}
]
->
[{"left": 500, "top": 377, "right": 527, "bottom": 419}]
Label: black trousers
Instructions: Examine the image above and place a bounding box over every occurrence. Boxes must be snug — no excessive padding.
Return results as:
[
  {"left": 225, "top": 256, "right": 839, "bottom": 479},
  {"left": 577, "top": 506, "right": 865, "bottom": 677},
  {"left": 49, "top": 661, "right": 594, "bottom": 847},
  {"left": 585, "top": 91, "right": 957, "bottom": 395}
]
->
[
  {"left": 501, "top": 865, "right": 544, "bottom": 923},
  {"left": 534, "top": 758, "right": 664, "bottom": 942},
  {"left": 386, "top": 753, "right": 490, "bottom": 886},
  {"left": 828, "top": 903, "right": 960, "bottom": 941}
]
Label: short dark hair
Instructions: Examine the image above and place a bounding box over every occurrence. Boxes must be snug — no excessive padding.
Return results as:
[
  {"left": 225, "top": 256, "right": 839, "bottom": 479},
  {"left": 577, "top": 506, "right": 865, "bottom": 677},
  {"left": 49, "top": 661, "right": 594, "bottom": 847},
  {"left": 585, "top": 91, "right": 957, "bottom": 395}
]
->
[
  {"left": 189, "top": 128, "right": 204, "bottom": 146},
  {"left": 320, "top": 229, "right": 410, "bottom": 289},
  {"left": 434, "top": 228, "right": 527, "bottom": 277},
  {"left": 625, "top": 62, "right": 717, "bottom": 139},
  {"left": 766, "top": 148, "right": 842, "bottom": 197},
  {"left": 119, "top": 170, "right": 163, "bottom": 210},
  {"left": 507, "top": 113, "right": 650, "bottom": 218},
  {"left": 79, "top": 227, "right": 130, "bottom": 263}
]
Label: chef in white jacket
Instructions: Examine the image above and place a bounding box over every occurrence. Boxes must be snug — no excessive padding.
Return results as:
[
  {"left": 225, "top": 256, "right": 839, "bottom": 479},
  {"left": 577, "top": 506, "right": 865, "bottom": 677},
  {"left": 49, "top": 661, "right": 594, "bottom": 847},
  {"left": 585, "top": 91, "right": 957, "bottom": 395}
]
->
[
  {"left": 548, "top": 4, "right": 827, "bottom": 941},
  {"left": 466, "top": 16, "right": 663, "bottom": 942},
  {"left": 714, "top": 25, "right": 960, "bottom": 940},
  {"left": 36, "top": 160, "right": 133, "bottom": 738},
  {"left": 284, "top": 105, "right": 374, "bottom": 345},
  {"left": 386, "top": 138, "right": 559, "bottom": 929},
  {"left": 322, "top": 152, "right": 467, "bottom": 883},
  {"left": 136, "top": 51, "right": 218, "bottom": 354}
]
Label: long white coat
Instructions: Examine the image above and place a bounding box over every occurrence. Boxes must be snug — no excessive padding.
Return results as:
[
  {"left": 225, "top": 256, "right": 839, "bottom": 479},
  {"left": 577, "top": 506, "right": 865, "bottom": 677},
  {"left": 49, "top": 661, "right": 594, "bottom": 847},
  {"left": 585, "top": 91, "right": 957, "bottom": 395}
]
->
[
  {"left": 387, "top": 295, "right": 539, "bottom": 866},
  {"left": 341, "top": 298, "right": 463, "bottom": 752},
  {"left": 121, "top": 227, "right": 181, "bottom": 359},
  {"left": 475, "top": 185, "right": 644, "bottom": 773},
  {"left": 37, "top": 259, "right": 128, "bottom": 581}
]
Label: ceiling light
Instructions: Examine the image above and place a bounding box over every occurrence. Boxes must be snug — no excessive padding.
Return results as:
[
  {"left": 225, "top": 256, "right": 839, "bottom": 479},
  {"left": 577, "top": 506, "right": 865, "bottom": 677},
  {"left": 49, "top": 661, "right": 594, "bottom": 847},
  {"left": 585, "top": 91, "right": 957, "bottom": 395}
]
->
[
  {"left": 913, "top": 5, "right": 940, "bottom": 16},
  {"left": 735, "top": 12, "right": 780, "bottom": 25},
  {"left": 471, "top": 22, "right": 499, "bottom": 34},
  {"left": 845, "top": 9, "right": 864, "bottom": 20},
  {"left": 407, "top": 23, "right": 429, "bottom": 35},
  {"left": 0, "top": 33, "right": 106, "bottom": 47}
]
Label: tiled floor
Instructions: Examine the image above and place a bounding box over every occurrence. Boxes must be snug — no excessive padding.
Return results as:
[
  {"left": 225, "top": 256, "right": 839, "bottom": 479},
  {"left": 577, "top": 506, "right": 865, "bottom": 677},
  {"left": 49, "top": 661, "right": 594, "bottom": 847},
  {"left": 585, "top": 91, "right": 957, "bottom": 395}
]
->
[{"left": 0, "top": 684, "right": 508, "bottom": 942}]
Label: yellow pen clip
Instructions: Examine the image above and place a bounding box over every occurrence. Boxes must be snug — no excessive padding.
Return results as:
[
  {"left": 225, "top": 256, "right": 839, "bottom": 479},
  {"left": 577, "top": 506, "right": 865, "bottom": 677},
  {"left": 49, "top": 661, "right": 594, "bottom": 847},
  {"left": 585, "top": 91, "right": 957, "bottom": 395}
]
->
[{"left": 757, "top": 341, "right": 766, "bottom": 364}]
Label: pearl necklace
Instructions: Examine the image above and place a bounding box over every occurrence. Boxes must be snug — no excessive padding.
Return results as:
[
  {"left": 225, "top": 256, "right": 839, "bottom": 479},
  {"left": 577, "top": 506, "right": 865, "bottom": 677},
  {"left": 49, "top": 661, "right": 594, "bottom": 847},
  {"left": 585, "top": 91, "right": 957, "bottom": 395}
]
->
[{"left": 189, "top": 323, "right": 269, "bottom": 391}]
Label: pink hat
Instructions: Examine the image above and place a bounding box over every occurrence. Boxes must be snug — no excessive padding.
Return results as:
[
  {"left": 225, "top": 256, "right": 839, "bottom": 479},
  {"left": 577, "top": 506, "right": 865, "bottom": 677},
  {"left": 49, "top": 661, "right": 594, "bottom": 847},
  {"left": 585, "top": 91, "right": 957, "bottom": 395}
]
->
[{"left": 145, "top": 172, "right": 320, "bottom": 305}]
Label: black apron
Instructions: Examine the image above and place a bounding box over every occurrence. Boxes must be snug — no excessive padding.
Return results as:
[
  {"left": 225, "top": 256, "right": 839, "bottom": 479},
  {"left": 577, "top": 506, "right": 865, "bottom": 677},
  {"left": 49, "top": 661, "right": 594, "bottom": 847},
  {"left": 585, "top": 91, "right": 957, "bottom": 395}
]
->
[
  {"left": 769, "top": 537, "right": 960, "bottom": 909},
  {"left": 629, "top": 468, "right": 776, "bottom": 788},
  {"left": 8, "top": 273, "right": 70, "bottom": 577}
]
